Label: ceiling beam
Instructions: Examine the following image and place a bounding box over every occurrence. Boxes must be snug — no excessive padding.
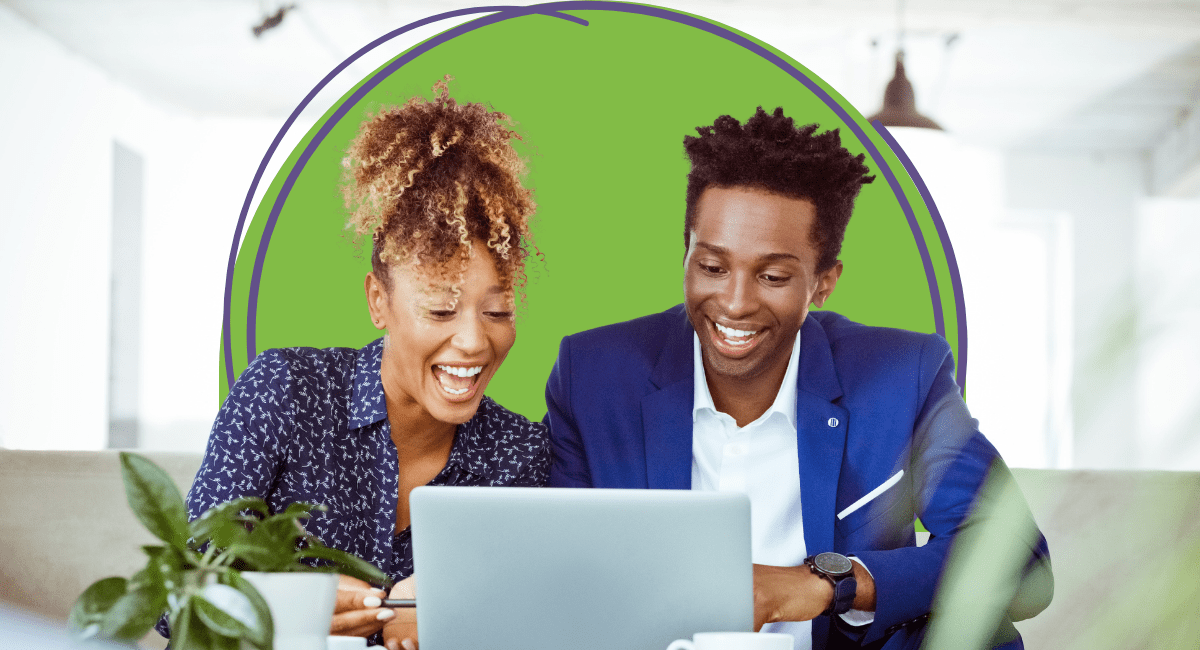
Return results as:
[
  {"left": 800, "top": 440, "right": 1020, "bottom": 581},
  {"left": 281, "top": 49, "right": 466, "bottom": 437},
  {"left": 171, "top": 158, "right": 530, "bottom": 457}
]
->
[{"left": 1150, "top": 99, "right": 1200, "bottom": 197}]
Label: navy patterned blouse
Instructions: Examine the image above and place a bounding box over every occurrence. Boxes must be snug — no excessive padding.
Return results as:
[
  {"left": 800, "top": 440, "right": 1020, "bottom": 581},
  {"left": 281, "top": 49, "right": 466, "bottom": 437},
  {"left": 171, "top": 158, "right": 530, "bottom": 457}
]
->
[{"left": 183, "top": 336, "right": 549, "bottom": 583}]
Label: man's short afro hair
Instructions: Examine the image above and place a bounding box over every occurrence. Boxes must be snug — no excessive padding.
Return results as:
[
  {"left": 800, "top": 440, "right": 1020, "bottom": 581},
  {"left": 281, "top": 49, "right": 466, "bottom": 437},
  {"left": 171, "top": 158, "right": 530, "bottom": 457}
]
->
[{"left": 683, "top": 106, "right": 875, "bottom": 273}]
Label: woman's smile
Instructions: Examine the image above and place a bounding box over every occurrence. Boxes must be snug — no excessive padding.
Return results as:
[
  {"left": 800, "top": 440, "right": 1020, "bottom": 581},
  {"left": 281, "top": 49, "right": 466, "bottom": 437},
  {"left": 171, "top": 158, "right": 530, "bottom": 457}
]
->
[{"left": 432, "top": 363, "right": 486, "bottom": 399}]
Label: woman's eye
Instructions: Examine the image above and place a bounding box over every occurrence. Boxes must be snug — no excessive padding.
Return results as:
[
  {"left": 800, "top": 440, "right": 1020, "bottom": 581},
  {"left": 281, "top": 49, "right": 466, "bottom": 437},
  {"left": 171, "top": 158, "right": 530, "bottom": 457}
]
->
[
  {"left": 427, "top": 310, "right": 456, "bottom": 319},
  {"left": 485, "top": 311, "right": 515, "bottom": 320}
]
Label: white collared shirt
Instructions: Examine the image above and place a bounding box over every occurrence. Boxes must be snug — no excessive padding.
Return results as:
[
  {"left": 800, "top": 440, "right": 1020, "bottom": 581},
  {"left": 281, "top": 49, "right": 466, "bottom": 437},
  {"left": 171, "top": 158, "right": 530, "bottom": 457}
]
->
[{"left": 690, "top": 331, "right": 872, "bottom": 649}]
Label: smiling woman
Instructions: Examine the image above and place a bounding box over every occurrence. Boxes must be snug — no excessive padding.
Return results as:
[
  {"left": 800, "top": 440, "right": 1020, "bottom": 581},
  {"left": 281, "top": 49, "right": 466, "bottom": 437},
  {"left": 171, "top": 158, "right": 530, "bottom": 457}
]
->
[{"left": 170, "top": 77, "right": 549, "bottom": 650}]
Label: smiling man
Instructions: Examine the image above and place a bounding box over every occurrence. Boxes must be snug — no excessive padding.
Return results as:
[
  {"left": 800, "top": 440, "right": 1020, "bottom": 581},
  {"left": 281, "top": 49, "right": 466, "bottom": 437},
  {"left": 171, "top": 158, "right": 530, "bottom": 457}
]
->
[{"left": 544, "top": 107, "right": 1051, "bottom": 650}]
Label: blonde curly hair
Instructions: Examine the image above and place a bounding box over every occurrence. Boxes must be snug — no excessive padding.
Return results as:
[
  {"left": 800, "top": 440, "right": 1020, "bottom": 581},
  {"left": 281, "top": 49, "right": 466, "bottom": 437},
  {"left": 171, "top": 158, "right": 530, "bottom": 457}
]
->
[{"left": 343, "top": 76, "right": 537, "bottom": 297}]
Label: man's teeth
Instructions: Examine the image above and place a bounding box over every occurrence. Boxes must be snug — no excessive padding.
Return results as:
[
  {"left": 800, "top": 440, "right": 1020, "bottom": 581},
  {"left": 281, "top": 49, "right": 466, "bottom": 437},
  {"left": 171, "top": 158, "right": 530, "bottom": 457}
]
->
[
  {"left": 436, "top": 365, "right": 483, "bottom": 377},
  {"left": 715, "top": 323, "right": 757, "bottom": 344}
]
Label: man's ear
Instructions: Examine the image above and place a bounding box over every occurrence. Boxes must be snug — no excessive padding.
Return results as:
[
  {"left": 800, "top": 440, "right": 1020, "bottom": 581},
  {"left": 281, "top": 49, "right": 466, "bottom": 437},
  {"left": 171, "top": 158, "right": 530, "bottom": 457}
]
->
[
  {"left": 812, "top": 261, "right": 843, "bottom": 308},
  {"left": 365, "top": 271, "right": 389, "bottom": 331}
]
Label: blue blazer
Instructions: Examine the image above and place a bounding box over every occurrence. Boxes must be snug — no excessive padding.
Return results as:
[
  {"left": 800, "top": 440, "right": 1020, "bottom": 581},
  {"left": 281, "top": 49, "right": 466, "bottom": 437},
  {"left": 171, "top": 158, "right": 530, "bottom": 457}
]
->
[{"left": 544, "top": 305, "right": 1049, "bottom": 649}]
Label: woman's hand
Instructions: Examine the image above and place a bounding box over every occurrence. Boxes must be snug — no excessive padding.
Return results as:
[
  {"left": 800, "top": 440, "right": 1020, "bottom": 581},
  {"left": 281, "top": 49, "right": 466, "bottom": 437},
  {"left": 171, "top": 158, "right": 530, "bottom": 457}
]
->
[
  {"left": 381, "top": 576, "right": 418, "bottom": 650},
  {"left": 330, "top": 574, "right": 394, "bottom": 637}
]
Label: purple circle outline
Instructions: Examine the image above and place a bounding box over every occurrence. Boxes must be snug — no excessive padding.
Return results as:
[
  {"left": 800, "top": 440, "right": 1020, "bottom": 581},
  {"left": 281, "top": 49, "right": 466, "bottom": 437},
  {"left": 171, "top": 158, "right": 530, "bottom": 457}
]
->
[
  {"left": 872, "top": 123, "right": 969, "bottom": 391},
  {"left": 245, "top": 4, "right": 584, "bottom": 368},
  {"left": 227, "top": 0, "right": 965, "bottom": 389},
  {"left": 221, "top": 5, "right": 586, "bottom": 388}
]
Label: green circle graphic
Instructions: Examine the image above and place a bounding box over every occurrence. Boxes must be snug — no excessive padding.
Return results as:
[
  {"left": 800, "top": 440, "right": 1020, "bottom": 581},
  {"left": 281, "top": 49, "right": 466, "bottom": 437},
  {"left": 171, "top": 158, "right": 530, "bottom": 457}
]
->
[{"left": 221, "top": 5, "right": 961, "bottom": 420}]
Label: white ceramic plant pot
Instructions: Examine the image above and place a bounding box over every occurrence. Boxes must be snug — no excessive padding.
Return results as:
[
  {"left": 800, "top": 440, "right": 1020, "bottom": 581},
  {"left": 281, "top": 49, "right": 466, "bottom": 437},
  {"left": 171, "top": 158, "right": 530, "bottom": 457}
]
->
[{"left": 241, "top": 572, "right": 339, "bottom": 650}]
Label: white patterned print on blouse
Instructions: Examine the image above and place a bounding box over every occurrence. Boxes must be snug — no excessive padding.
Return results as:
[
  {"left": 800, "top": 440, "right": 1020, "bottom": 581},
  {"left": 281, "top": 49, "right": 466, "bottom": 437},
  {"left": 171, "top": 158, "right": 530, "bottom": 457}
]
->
[{"left": 182, "top": 336, "right": 549, "bottom": 582}]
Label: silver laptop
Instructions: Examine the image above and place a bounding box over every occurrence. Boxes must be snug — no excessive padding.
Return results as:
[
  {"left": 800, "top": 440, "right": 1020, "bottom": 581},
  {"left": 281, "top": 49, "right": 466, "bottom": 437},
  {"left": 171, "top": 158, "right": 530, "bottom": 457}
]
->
[{"left": 410, "top": 486, "right": 752, "bottom": 650}]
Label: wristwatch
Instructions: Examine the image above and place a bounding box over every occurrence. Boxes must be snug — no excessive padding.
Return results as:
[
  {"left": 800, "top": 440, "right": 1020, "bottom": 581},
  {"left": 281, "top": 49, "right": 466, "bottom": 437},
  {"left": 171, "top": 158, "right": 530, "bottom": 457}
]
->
[{"left": 804, "top": 552, "right": 858, "bottom": 616}]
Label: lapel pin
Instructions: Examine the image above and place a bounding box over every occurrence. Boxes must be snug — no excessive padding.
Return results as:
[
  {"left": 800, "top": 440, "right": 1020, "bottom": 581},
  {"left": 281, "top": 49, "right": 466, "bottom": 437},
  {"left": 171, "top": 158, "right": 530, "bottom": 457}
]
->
[{"left": 828, "top": 417, "right": 839, "bottom": 427}]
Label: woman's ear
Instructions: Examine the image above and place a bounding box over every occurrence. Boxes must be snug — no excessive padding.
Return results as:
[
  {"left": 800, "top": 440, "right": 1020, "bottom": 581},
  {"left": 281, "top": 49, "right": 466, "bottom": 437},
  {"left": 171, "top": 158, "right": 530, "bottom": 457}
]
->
[{"left": 365, "top": 271, "right": 388, "bottom": 330}]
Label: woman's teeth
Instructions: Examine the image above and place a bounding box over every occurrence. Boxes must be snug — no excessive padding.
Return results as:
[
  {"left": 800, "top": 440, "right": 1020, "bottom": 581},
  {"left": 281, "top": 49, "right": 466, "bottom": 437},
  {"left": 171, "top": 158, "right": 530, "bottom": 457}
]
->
[
  {"left": 715, "top": 322, "right": 757, "bottom": 345},
  {"left": 436, "top": 365, "right": 483, "bottom": 377},
  {"left": 434, "top": 365, "right": 483, "bottom": 396}
]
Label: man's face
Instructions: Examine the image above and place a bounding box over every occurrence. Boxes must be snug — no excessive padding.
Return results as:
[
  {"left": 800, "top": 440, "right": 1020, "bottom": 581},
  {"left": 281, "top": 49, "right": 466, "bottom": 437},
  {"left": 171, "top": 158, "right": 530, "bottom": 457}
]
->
[{"left": 684, "top": 186, "right": 842, "bottom": 383}]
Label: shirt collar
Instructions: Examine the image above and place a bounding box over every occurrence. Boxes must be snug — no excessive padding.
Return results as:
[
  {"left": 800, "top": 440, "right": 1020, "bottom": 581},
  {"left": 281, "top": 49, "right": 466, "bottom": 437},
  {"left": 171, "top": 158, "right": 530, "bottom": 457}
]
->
[
  {"left": 349, "top": 337, "right": 388, "bottom": 429},
  {"left": 692, "top": 329, "right": 802, "bottom": 429},
  {"left": 349, "top": 338, "right": 504, "bottom": 481}
]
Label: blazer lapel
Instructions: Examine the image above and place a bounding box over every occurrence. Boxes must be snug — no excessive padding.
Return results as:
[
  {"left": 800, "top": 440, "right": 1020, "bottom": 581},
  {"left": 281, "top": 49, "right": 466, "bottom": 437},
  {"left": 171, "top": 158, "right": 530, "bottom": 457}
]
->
[
  {"left": 795, "top": 314, "right": 849, "bottom": 555},
  {"left": 642, "top": 308, "right": 695, "bottom": 490}
]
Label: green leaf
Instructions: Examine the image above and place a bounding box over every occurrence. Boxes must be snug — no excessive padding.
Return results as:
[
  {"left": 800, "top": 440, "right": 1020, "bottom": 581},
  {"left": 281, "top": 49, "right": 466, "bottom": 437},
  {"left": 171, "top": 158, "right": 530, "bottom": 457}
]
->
[
  {"left": 129, "top": 548, "right": 164, "bottom": 593},
  {"left": 241, "top": 526, "right": 306, "bottom": 569},
  {"left": 220, "top": 543, "right": 289, "bottom": 571},
  {"left": 195, "top": 582, "right": 269, "bottom": 646},
  {"left": 136, "top": 545, "right": 192, "bottom": 596},
  {"left": 98, "top": 587, "right": 165, "bottom": 641},
  {"left": 120, "top": 452, "right": 189, "bottom": 549},
  {"left": 224, "top": 571, "right": 273, "bottom": 649},
  {"left": 189, "top": 497, "right": 268, "bottom": 548},
  {"left": 282, "top": 501, "right": 325, "bottom": 517},
  {"left": 211, "top": 632, "right": 240, "bottom": 650},
  {"left": 193, "top": 594, "right": 251, "bottom": 639},
  {"left": 298, "top": 545, "right": 390, "bottom": 587},
  {"left": 172, "top": 603, "right": 209, "bottom": 650},
  {"left": 69, "top": 576, "right": 128, "bottom": 633}
]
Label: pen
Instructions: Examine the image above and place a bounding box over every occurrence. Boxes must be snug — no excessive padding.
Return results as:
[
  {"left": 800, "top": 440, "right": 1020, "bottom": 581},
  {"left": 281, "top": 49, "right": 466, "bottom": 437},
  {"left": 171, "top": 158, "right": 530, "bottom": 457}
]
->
[{"left": 381, "top": 599, "right": 416, "bottom": 608}]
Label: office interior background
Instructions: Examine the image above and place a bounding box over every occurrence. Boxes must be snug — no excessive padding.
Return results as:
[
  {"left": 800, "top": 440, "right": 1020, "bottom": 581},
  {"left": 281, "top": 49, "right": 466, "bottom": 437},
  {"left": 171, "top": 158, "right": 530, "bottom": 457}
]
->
[{"left": 1, "top": 0, "right": 1198, "bottom": 473}]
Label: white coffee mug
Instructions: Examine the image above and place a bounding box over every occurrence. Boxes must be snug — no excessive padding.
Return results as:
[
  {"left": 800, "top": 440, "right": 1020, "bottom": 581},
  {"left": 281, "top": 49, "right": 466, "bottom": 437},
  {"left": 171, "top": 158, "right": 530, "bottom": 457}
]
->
[{"left": 667, "top": 632, "right": 794, "bottom": 650}]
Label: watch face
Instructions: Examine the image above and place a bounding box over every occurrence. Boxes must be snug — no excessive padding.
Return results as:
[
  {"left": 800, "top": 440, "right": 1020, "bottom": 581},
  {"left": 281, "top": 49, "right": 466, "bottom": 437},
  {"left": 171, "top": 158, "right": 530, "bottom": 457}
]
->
[{"left": 814, "top": 552, "right": 853, "bottom": 576}]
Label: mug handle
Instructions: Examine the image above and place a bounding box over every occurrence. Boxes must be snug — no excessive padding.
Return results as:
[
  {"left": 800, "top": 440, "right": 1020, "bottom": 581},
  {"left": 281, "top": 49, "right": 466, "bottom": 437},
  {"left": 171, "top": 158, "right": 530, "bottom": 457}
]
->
[{"left": 666, "top": 641, "right": 695, "bottom": 650}]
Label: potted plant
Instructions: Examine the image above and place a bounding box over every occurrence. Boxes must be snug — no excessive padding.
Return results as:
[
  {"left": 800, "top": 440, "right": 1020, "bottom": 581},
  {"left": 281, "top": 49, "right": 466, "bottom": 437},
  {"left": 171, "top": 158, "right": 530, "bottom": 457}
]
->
[{"left": 70, "top": 452, "right": 390, "bottom": 649}]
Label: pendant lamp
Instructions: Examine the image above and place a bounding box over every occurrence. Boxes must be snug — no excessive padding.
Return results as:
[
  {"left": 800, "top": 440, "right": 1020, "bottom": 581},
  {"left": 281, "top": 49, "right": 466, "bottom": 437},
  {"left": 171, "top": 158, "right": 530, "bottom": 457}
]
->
[{"left": 867, "top": 50, "right": 943, "bottom": 130}]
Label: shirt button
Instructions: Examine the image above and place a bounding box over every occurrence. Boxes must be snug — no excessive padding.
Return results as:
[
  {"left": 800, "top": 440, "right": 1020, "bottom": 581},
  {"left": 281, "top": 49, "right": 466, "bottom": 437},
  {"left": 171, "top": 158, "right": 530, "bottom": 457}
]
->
[{"left": 828, "top": 417, "right": 839, "bottom": 427}]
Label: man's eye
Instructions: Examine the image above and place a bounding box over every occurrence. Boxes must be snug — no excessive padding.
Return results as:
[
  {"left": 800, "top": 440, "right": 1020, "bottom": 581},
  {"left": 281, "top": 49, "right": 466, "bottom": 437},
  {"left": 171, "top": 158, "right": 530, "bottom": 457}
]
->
[
  {"left": 762, "top": 274, "right": 790, "bottom": 284},
  {"left": 699, "top": 263, "right": 725, "bottom": 274}
]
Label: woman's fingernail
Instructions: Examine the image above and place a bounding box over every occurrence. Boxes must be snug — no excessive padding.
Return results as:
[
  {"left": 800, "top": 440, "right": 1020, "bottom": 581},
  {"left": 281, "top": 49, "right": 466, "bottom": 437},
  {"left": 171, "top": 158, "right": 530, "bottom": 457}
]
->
[
  {"left": 401, "top": 639, "right": 417, "bottom": 650},
  {"left": 386, "top": 641, "right": 399, "bottom": 650},
  {"left": 363, "top": 596, "right": 382, "bottom": 608},
  {"left": 376, "top": 609, "right": 395, "bottom": 620},
  {"left": 372, "top": 588, "right": 388, "bottom": 596}
]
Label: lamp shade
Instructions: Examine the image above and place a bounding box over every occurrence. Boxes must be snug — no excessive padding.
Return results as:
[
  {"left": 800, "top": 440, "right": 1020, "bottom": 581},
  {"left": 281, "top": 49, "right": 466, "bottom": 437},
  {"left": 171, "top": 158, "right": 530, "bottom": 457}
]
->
[{"left": 867, "top": 51, "right": 943, "bottom": 130}]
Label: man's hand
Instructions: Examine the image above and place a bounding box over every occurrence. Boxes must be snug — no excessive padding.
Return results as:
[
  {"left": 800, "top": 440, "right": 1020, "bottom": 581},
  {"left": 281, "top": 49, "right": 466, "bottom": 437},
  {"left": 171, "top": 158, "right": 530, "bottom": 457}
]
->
[
  {"left": 381, "top": 576, "right": 418, "bottom": 650},
  {"left": 752, "top": 561, "right": 876, "bottom": 630},
  {"left": 330, "top": 574, "right": 393, "bottom": 637},
  {"left": 753, "top": 564, "right": 832, "bottom": 629}
]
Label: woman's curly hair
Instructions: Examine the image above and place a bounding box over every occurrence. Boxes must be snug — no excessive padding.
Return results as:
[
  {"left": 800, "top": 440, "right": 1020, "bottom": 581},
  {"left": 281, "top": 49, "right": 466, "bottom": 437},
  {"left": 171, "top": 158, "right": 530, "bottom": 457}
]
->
[
  {"left": 683, "top": 106, "right": 875, "bottom": 273},
  {"left": 343, "top": 76, "right": 537, "bottom": 298}
]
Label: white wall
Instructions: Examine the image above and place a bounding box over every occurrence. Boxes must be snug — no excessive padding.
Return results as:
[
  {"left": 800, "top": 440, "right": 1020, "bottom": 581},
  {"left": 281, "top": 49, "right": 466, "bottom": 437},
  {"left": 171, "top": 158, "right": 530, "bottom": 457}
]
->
[
  {"left": 894, "top": 130, "right": 1074, "bottom": 469},
  {"left": 0, "top": 4, "right": 278, "bottom": 451},
  {"left": 1136, "top": 198, "right": 1200, "bottom": 470},
  {"left": 1, "top": 5, "right": 115, "bottom": 450},
  {"left": 1006, "top": 151, "right": 1152, "bottom": 469}
]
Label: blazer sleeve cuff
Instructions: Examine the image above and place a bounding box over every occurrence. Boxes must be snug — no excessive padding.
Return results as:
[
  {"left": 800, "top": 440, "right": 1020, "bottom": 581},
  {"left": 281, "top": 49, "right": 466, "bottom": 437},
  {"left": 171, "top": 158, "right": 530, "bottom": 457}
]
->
[{"left": 850, "top": 545, "right": 944, "bottom": 645}]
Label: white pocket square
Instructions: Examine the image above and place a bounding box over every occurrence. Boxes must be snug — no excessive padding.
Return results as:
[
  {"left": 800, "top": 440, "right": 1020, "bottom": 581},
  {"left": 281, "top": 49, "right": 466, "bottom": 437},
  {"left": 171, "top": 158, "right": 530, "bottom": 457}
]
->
[{"left": 837, "top": 470, "right": 904, "bottom": 520}]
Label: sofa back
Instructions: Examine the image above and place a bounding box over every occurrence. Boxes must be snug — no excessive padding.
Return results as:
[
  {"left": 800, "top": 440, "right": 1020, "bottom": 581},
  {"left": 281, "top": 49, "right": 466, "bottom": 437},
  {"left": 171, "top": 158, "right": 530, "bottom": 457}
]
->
[
  {"left": 1009, "top": 467, "right": 1200, "bottom": 649},
  {"left": 2, "top": 450, "right": 1198, "bottom": 649},
  {"left": 0, "top": 450, "right": 202, "bottom": 623}
]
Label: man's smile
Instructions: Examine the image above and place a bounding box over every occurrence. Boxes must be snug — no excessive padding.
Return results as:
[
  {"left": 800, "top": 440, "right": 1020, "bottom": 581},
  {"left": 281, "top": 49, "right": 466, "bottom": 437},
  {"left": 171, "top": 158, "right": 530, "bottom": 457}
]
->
[{"left": 708, "top": 317, "right": 767, "bottom": 358}]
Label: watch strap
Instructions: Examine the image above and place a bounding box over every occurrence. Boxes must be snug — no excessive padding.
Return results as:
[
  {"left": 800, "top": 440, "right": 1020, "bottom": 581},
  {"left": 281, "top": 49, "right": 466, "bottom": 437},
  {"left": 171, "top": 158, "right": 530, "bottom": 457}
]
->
[
  {"left": 828, "top": 576, "right": 857, "bottom": 616},
  {"left": 805, "top": 553, "right": 857, "bottom": 616}
]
